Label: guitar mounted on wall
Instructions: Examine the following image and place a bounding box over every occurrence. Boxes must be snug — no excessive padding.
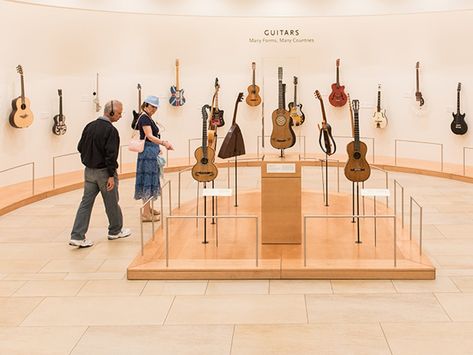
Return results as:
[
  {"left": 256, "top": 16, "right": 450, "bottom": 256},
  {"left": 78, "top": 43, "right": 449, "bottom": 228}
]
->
[
  {"left": 372, "top": 84, "right": 388, "bottom": 128},
  {"left": 93, "top": 72, "right": 101, "bottom": 113},
  {"left": 9, "top": 65, "right": 34, "bottom": 128},
  {"left": 52, "top": 89, "right": 66, "bottom": 135},
  {"left": 315, "top": 90, "right": 336, "bottom": 156},
  {"left": 344, "top": 99, "right": 371, "bottom": 182},
  {"left": 288, "top": 76, "right": 305, "bottom": 126},
  {"left": 210, "top": 78, "right": 225, "bottom": 128},
  {"left": 246, "top": 62, "right": 262, "bottom": 107},
  {"left": 329, "top": 58, "right": 347, "bottom": 107},
  {"left": 218, "top": 92, "right": 246, "bottom": 159},
  {"left": 415, "top": 61, "right": 425, "bottom": 107},
  {"left": 192, "top": 105, "right": 218, "bottom": 182},
  {"left": 131, "top": 83, "right": 142, "bottom": 129},
  {"left": 169, "top": 59, "right": 186, "bottom": 107},
  {"left": 451, "top": 82, "right": 467, "bottom": 135}
]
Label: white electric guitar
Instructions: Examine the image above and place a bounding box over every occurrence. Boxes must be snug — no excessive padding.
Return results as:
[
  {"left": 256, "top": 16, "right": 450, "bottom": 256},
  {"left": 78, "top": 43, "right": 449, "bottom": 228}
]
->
[{"left": 372, "top": 84, "right": 387, "bottom": 128}]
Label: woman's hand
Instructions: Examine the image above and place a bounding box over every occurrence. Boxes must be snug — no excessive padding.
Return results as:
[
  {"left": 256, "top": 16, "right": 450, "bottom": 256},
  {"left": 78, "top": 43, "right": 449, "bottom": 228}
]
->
[{"left": 163, "top": 141, "right": 174, "bottom": 150}]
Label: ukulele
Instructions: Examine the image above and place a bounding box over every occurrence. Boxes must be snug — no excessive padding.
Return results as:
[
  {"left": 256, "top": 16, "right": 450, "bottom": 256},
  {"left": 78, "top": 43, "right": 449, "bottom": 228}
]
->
[
  {"left": 52, "top": 89, "right": 67, "bottom": 135},
  {"left": 315, "top": 90, "right": 336, "bottom": 155},
  {"left": 93, "top": 72, "right": 101, "bottom": 112},
  {"left": 131, "top": 83, "right": 142, "bottom": 129},
  {"left": 288, "top": 76, "right": 305, "bottom": 126},
  {"left": 451, "top": 82, "right": 467, "bottom": 135},
  {"left": 210, "top": 78, "right": 225, "bottom": 127},
  {"left": 270, "top": 67, "right": 295, "bottom": 150},
  {"left": 246, "top": 62, "right": 262, "bottom": 107},
  {"left": 192, "top": 105, "right": 218, "bottom": 182},
  {"left": 218, "top": 93, "right": 246, "bottom": 159},
  {"left": 169, "top": 59, "right": 186, "bottom": 106},
  {"left": 345, "top": 99, "right": 371, "bottom": 182},
  {"left": 9, "top": 65, "right": 34, "bottom": 128},
  {"left": 329, "top": 59, "right": 347, "bottom": 107},
  {"left": 415, "top": 61, "right": 425, "bottom": 107},
  {"left": 372, "top": 84, "right": 388, "bottom": 128}
]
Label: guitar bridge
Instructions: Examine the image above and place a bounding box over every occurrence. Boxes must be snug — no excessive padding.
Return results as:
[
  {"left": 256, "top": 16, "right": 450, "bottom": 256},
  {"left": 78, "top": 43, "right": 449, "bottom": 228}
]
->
[{"left": 350, "top": 168, "right": 365, "bottom": 172}]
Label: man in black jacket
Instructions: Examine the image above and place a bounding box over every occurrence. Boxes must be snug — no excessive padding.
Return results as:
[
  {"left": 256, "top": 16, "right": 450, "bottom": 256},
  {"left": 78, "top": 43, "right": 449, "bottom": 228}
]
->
[{"left": 69, "top": 100, "right": 131, "bottom": 248}]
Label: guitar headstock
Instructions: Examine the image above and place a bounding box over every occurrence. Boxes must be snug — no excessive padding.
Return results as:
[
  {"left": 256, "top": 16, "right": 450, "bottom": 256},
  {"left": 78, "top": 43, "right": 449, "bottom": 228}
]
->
[
  {"left": 201, "top": 104, "right": 209, "bottom": 120},
  {"left": 378, "top": 84, "right": 381, "bottom": 91},
  {"left": 58, "top": 89, "right": 62, "bottom": 97},
  {"left": 214, "top": 77, "right": 220, "bottom": 89},
  {"left": 137, "top": 83, "right": 141, "bottom": 90},
  {"left": 16, "top": 65, "right": 23, "bottom": 75},
  {"left": 315, "top": 90, "right": 322, "bottom": 101},
  {"left": 278, "top": 67, "right": 283, "bottom": 81},
  {"left": 236, "top": 92, "right": 244, "bottom": 103},
  {"left": 336, "top": 58, "right": 340, "bottom": 67},
  {"left": 458, "top": 82, "right": 462, "bottom": 92},
  {"left": 175, "top": 58, "right": 180, "bottom": 68},
  {"left": 252, "top": 62, "right": 256, "bottom": 70},
  {"left": 293, "top": 76, "right": 298, "bottom": 85},
  {"left": 352, "top": 99, "right": 360, "bottom": 112},
  {"left": 416, "top": 61, "right": 420, "bottom": 70}
]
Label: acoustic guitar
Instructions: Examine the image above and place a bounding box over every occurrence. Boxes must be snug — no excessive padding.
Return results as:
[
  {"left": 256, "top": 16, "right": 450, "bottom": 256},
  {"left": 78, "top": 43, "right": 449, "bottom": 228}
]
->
[
  {"left": 451, "top": 82, "right": 467, "bottom": 135},
  {"left": 169, "top": 59, "right": 186, "bottom": 106},
  {"left": 344, "top": 99, "right": 371, "bottom": 182},
  {"left": 207, "top": 80, "right": 220, "bottom": 151},
  {"left": 270, "top": 67, "right": 295, "bottom": 149},
  {"left": 218, "top": 93, "right": 246, "bottom": 159},
  {"left": 9, "top": 65, "right": 34, "bottom": 128},
  {"left": 93, "top": 72, "right": 101, "bottom": 112},
  {"left": 210, "top": 78, "right": 224, "bottom": 128},
  {"left": 372, "top": 84, "right": 388, "bottom": 128},
  {"left": 192, "top": 105, "right": 218, "bottom": 182},
  {"left": 246, "top": 62, "right": 262, "bottom": 107},
  {"left": 315, "top": 90, "right": 336, "bottom": 156},
  {"left": 131, "top": 83, "right": 142, "bottom": 129},
  {"left": 415, "top": 61, "right": 425, "bottom": 107},
  {"left": 329, "top": 59, "right": 347, "bottom": 107},
  {"left": 288, "top": 76, "right": 305, "bottom": 126},
  {"left": 52, "top": 89, "right": 66, "bottom": 135}
]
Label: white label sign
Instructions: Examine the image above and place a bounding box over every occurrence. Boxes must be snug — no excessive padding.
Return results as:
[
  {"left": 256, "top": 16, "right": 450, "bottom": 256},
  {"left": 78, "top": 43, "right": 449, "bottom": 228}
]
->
[
  {"left": 266, "top": 163, "right": 296, "bottom": 174},
  {"left": 202, "top": 188, "right": 232, "bottom": 197},
  {"left": 360, "top": 188, "right": 390, "bottom": 197}
]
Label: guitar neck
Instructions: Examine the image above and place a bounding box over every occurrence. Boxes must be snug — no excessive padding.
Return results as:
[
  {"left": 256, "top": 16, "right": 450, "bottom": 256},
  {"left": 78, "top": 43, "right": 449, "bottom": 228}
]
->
[
  {"left": 59, "top": 95, "right": 63, "bottom": 116},
  {"left": 416, "top": 68, "right": 420, "bottom": 92},
  {"left": 138, "top": 89, "right": 141, "bottom": 110},
  {"left": 252, "top": 68, "right": 256, "bottom": 86},
  {"left": 20, "top": 74, "right": 25, "bottom": 104},
  {"left": 457, "top": 90, "right": 461, "bottom": 114},
  {"left": 232, "top": 100, "right": 239, "bottom": 125},
  {"left": 202, "top": 116, "right": 208, "bottom": 159},
  {"left": 377, "top": 90, "right": 381, "bottom": 112},
  {"left": 278, "top": 80, "right": 284, "bottom": 109},
  {"left": 336, "top": 66, "right": 340, "bottom": 86},
  {"left": 176, "top": 64, "right": 180, "bottom": 90},
  {"left": 294, "top": 81, "right": 298, "bottom": 105},
  {"left": 320, "top": 99, "right": 327, "bottom": 125},
  {"left": 354, "top": 110, "right": 360, "bottom": 152}
]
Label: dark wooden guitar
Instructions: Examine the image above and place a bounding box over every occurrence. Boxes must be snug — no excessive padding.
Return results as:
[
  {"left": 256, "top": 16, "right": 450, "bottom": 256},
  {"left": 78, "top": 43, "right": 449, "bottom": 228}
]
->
[
  {"left": 288, "top": 76, "right": 305, "bottom": 126},
  {"left": 315, "top": 90, "right": 336, "bottom": 156},
  {"left": 52, "top": 89, "right": 66, "bottom": 135},
  {"left": 451, "top": 82, "right": 467, "bottom": 135},
  {"left": 415, "top": 61, "right": 425, "bottom": 107},
  {"left": 270, "top": 67, "right": 295, "bottom": 149},
  {"left": 169, "top": 59, "right": 186, "bottom": 106},
  {"left": 192, "top": 105, "right": 218, "bottom": 182},
  {"left": 372, "top": 84, "right": 388, "bottom": 128},
  {"left": 329, "top": 58, "right": 347, "bottom": 107},
  {"left": 210, "top": 78, "right": 224, "bottom": 128},
  {"left": 9, "top": 65, "right": 34, "bottom": 128},
  {"left": 345, "top": 99, "right": 371, "bottom": 182},
  {"left": 131, "top": 83, "right": 142, "bottom": 129},
  {"left": 219, "top": 93, "right": 246, "bottom": 159},
  {"left": 246, "top": 62, "right": 262, "bottom": 107}
]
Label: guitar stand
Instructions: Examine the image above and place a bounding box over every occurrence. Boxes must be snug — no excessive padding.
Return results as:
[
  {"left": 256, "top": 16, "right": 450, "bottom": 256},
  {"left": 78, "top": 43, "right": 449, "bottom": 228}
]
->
[
  {"left": 351, "top": 182, "right": 362, "bottom": 244},
  {"left": 211, "top": 180, "right": 216, "bottom": 224},
  {"left": 234, "top": 156, "right": 239, "bottom": 207},
  {"left": 320, "top": 153, "right": 330, "bottom": 207},
  {"left": 279, "top": 149, "right": 285, "bottom": 158}
]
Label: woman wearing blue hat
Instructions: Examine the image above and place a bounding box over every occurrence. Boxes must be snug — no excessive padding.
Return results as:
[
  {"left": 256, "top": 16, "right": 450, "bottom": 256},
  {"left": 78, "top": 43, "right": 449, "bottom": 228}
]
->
[{"left": 134, "top": 95, "right": 174, "bottom": 221}]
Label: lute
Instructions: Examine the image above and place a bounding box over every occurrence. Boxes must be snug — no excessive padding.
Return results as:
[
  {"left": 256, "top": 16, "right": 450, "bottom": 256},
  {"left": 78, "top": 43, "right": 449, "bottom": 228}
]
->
[
  {"left": 246, "top": 62, "right": 262, "bottom": 107},
  {"left": 9, "top": 65, "right": 34, "bottom": 128},
  {"left": 288, "top": 76, "right": 305, "bottom": 126},
  {"left": 315, "top": 90, "right": 336, "bottom": 156},
  {"left": 372, "top": 84, "right": 388, "bottom": 128},
  {"left": 52, "top": 89, "right": 67, "bottom": 135},
  {"left": 192, "top": 105, "right": 218, "bottom": 182},
  {"left": 451, "top": 82, "right": 467, "bottom": 135},
  {"left": 270, "top": 67, "right": 295, "bottom": 149}
]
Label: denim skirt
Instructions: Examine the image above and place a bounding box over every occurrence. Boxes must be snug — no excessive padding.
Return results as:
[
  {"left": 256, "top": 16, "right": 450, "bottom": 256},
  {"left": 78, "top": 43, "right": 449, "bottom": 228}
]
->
[{"left": 134, "top": 141, "right": 161, "bottom": 201}]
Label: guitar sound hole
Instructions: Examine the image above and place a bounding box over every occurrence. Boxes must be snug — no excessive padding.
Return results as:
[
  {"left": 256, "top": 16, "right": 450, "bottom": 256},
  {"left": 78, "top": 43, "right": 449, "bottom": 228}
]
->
[
  {"left": 276, "top": 116, "right": 286, "bottom": 126},
  {"left": 201, "top": 158, "right": 208, "bottom": 164},
  {"left": 21, "top": 104, "right": 26, "bottom": 110},
  {"left": 354, "top": 152, "right": 361, "bottom": 159}
]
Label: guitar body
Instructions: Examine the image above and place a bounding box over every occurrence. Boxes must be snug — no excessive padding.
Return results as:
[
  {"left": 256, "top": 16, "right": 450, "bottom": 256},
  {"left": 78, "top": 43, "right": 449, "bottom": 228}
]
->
[
  {"left": 329, "top": 83, "right": 347, "bottom": 107},
  {"left": 344, "top": 141, "right": 371, "bottom": 182},
  {"left": 246, "top": 85, "right": 262, "bottom": 106},
  {"left": 451, "top": 112, "right": 468, "bottom": 135},
  {"left": 372, "top": 111, "right": 388, "bottom": 129},
  {"left": 319, "top": 124, "right": 336, "bottom": 155},
  {"left": 211, "top": 109, "right": 225, "bottom": 128},
  {"left": 9, "top": 96, "right": 33, "bottom": 128},
  {"left": 52, "top": 114, "right": 67, "bottom": 135},
  {"left": 288, "top": 102, "right": 305, "bottom": 126},
  {"left": 270, "top": 108, "right": 295, "bottom": 149},
  {"left": 191, "top": 146, "right": 218, "bottom": 182},
  {"left": 169, "top": 86, "right": 186, "bottom": 106},
  {"left": 207, "top": 129, "right": 217, "bottom": 152}
]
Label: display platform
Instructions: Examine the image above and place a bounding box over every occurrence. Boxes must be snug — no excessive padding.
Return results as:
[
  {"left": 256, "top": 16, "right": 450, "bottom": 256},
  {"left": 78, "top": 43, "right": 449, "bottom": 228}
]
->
[{"left": 127, "top": 189, "right": 435, "bottom": 280}]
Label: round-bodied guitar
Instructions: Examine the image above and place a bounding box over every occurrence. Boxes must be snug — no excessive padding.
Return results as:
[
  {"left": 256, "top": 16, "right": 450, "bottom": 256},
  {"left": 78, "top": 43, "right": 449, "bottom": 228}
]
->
[
  {"left": 9, "top": 65, "right": 34, "bottom": 128},
  {"left": 192, "top": 105, "right": 218, "bottom": 183},
  {"left": 52, "top": 89, "right": 67, "bottom": 135}
]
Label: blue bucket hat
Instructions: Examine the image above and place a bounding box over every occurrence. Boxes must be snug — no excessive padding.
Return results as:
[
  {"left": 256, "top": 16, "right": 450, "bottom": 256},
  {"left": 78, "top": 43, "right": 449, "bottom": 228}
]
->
[{"left": 144, "top": 95, "right": 160, "bottom": 108}]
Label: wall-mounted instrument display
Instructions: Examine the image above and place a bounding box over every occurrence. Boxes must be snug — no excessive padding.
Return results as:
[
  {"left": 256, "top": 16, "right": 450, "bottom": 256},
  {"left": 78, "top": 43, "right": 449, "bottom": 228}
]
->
[
  {"left": 93, "top": 72, "right": 101, "bottom": 113},
  {"left": 246, "top": 62, "right": 262, "bottom": 107},
  {"left": 169, "top": 59, "right": 186, "bottom": 107},
  {"left": 451, "top": 82, "right": 467, "bottom": 135},
  {"left": 270, "top": 67, "right": 295, "bottom": 149},
  {"left": 131, "top": 83, "right": 142, "bottom": 129},
  {"left": 372, "top": 84, "right": 388, "bottom": 129},
  {"left": 315, "top": 90, "right": 336, "bottom": 156},
  {"left": 329, "top": 58, "right": 347, "bottom": 107},
  {"left": 345, "top": 99, "right": 371, "bottom": 182},
  {"left": 210, "top": 78, "right": 224, "bottom": 128},
  {"left": 415, "top": 61, "right": 425, "bottom": 107},
  {"left": 9, "top": 65, "right": 34, "bottom": 128},
  {"left": 52, "top": 89, "right": 66, "bottom": 135},
  {"left": 219, "top": 93, "right": 246, "bottom": 159},
  {"left": 288, "top": 76, "right": 305, "bottom": 126},
  {"left": 192, "top": 105, "right": 218, "bottom": 182}
]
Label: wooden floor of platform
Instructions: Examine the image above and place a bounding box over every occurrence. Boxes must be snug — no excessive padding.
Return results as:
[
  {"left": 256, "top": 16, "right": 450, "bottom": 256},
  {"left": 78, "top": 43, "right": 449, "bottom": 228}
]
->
[{"left": 127, "top": 190, "right": 435, "bottom": 280}]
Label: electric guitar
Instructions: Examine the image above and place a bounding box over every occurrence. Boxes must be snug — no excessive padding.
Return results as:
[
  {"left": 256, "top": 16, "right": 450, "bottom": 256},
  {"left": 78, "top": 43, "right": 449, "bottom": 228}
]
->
[
  {"left": 270, "top": 67, "right": 295, "bottom": 150},
  {"left": 451, "top": 82, "right": 467, "bottom": 135},
  {"left": 329, "top": 58, "right": 347, "bottom": 107},
  {"left": 415, "top": 61, "right": 425, "bottom": 107},
  {"left": 210, "top": 78, "right": 225, "bottom": 128},
  {"left": 246, "top": 62, "right": 262, "bottom": 107},
  {"left": 131, "top": 83, "right": 142, "bottom": 129},
  {"left": 372, "top": 84, "right": 388, "bottom": 128},
  {"left": 9, "top": 65, "right": 34, "bottom": 128},
  {"left": 52, "top": 89, "right": 67, "bottom": 135},
  {"left": 315, "top": 90, "right": 336, "bottom": 156},
  {"left": 93, "top": 72, "right": 101, "bottom": 112},
  {"left": 345, "top": 99, "right": 371, "bottom": 182},
  {"left": 288, "top": 76, "right": 305, "bottom": 126},
  {"left": 192, "top": 105, "right": 218, "bottom": 182},
  {"left": 169, "top": 59, "right": 186, "bottom": 106}
]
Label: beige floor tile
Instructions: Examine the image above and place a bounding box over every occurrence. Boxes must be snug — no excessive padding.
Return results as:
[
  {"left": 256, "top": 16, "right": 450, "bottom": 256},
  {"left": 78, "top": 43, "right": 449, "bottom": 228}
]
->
[
  {"left": 166, "top": 295, "right": 307, "bottom": 325},
  {"left": 420, "top": 224, "right": 445, "bottom": 240},
  {"left": 382, "top": 322, "right": 473, "bottom": 355},
  {"left": 434, "top": 255, "right": 473, "bottom": 268},
  {"left": 436, "top": 268, "right": 473, "bottom": 277},
  {"left": 331, "top": 280, "right": 396, "bottom": 294},
  {"left": 0, "top": 259, "right": 49, "bottom": 273},
  {"left": 232, "top": 324, "right": 390, "bottom": 355},
  {"left": 435, "top": 293, "right": 473, "bottom": 321},
  {"left": 269, "top": 280, "right": 332, "bottom": 294},
  {"left": 78, "top": 280, "right": 147, "bottom": 296},
  {"left": 0, "top": 297, "right": 43, "bottom": 326},
  {"left": 96, "top": 259, "right": 131, "bottom": 272},
  {"left": 3, "top": 273, "right": 68, "bottom": 281},
  {"left": 65, "top": 272, "right": 125, "bottom": 280},
  {"left": 71, "top": 325, "right": 233, "bottom": 355},
  {"left": 0, "top": 226, "right": 67, "bottom": 242},
  {"left": 0, "top": 280, "right": 25, "bottom": 296},
  {"left": 142, "top": 281, "right": 208, "bottom": 295},
  {"left": 424, "top": 239, "right": 473, "bottom": 256},
  {"left": 451, "top": 276, "right": 473, "bottom": 292},
  {"left": 434, "top": 224, "right": 473, "bottom": 238},
  {"left": 206, "top": 280, "right": 268, "bottom": 295},
  {"left": 393, "top": 277, "right": 459, "bottom": 293},
  {"left": 0, "top": 326, "right": 86, "bottom": 355},
  {"left": 40, "top": 259, "right": 105, "bottom": 273},
  {"left": 84, "top": 242, "right": 141, "bottom": 259},
  {"left": 0, "top": 274, "right": 5, "bottom": 280},
  {"left": 22, "top": 296, "right": 173, "bottom": 326},
  {"left": 306, "top": 294, "right": 450, "bottom": 323},
  {"left": 13, "top": 280, "right": 86, "bottom": 297}
]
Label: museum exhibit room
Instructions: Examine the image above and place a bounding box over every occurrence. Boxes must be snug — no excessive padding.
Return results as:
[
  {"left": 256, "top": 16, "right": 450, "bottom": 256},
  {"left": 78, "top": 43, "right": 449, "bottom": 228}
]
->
[{"left": 2, "top": 0, "right": 473, "bottom": 353}]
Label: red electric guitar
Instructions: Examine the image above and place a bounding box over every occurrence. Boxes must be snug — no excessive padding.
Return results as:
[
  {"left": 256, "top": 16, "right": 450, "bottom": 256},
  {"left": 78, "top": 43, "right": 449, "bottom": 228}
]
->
[{"left": 329, "top": 59, "right": 347, "bottom": 107}]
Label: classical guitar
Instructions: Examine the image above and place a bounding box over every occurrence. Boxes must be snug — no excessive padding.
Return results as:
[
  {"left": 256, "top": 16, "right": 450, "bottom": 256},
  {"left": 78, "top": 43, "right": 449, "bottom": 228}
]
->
[
  {"left": 169, "top": 59, "right": 186, "bottom": 106},
  {"left": 372, "top": 84, "right": 388, "bottom": 128},
  {"left": 415, "top": 61, "right": 425, "bottom": 107},
  {"left": 219, "top": 93, "right": 246, "bottom": 159},
  {"left": 131, "top": 83, "right": 142, "bottom": 129},
  {"left": 288, "top": 76, "right": 305, "bottom": 126},
  {"left": 210, "top": 78, "right": 225, "bottom": 128},
  {"left": 93, "top": 72, "right": 101, "bottom": 112},
  {"left": 270, "top": 67, "right": 295, "bottom": 149},
  {"left": 451, "top": 82, "right": 467, "bottom": 135},
  {"left": 246, "top": 62, "right": 262, "bottom": 107},
  {"left": 329, "top": 58, "right": 347, "bottom": 107},
  {"left": 52, "top": 89, "right": 66, "bottom": 135},
  {"left": 192, "top": 105, "right": 218, "bottom": 182},
  {"left": 9, "top": 65, "right": 34, "bottom": 128},
  {"left": 315, "top": 90, "right": 336, "bottom": 156},
  {"left": 345, "top": 99, "right": 371, "bottom": 182}
]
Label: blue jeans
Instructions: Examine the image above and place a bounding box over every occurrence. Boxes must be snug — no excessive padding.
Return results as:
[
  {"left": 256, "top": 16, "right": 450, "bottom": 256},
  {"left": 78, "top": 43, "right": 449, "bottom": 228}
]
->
[{"left": 70, "top": 167, "right": 123, "bottom": 240}]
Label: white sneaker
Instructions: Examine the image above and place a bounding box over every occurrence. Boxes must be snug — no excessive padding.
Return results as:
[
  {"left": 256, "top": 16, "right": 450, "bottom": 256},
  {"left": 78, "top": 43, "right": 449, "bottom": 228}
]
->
[
  {"left": 108, "top": 228, "right": 132, "bottom": 240},
  {"left": 69, "top": 239, "right": 94, "bottom": 248}
]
